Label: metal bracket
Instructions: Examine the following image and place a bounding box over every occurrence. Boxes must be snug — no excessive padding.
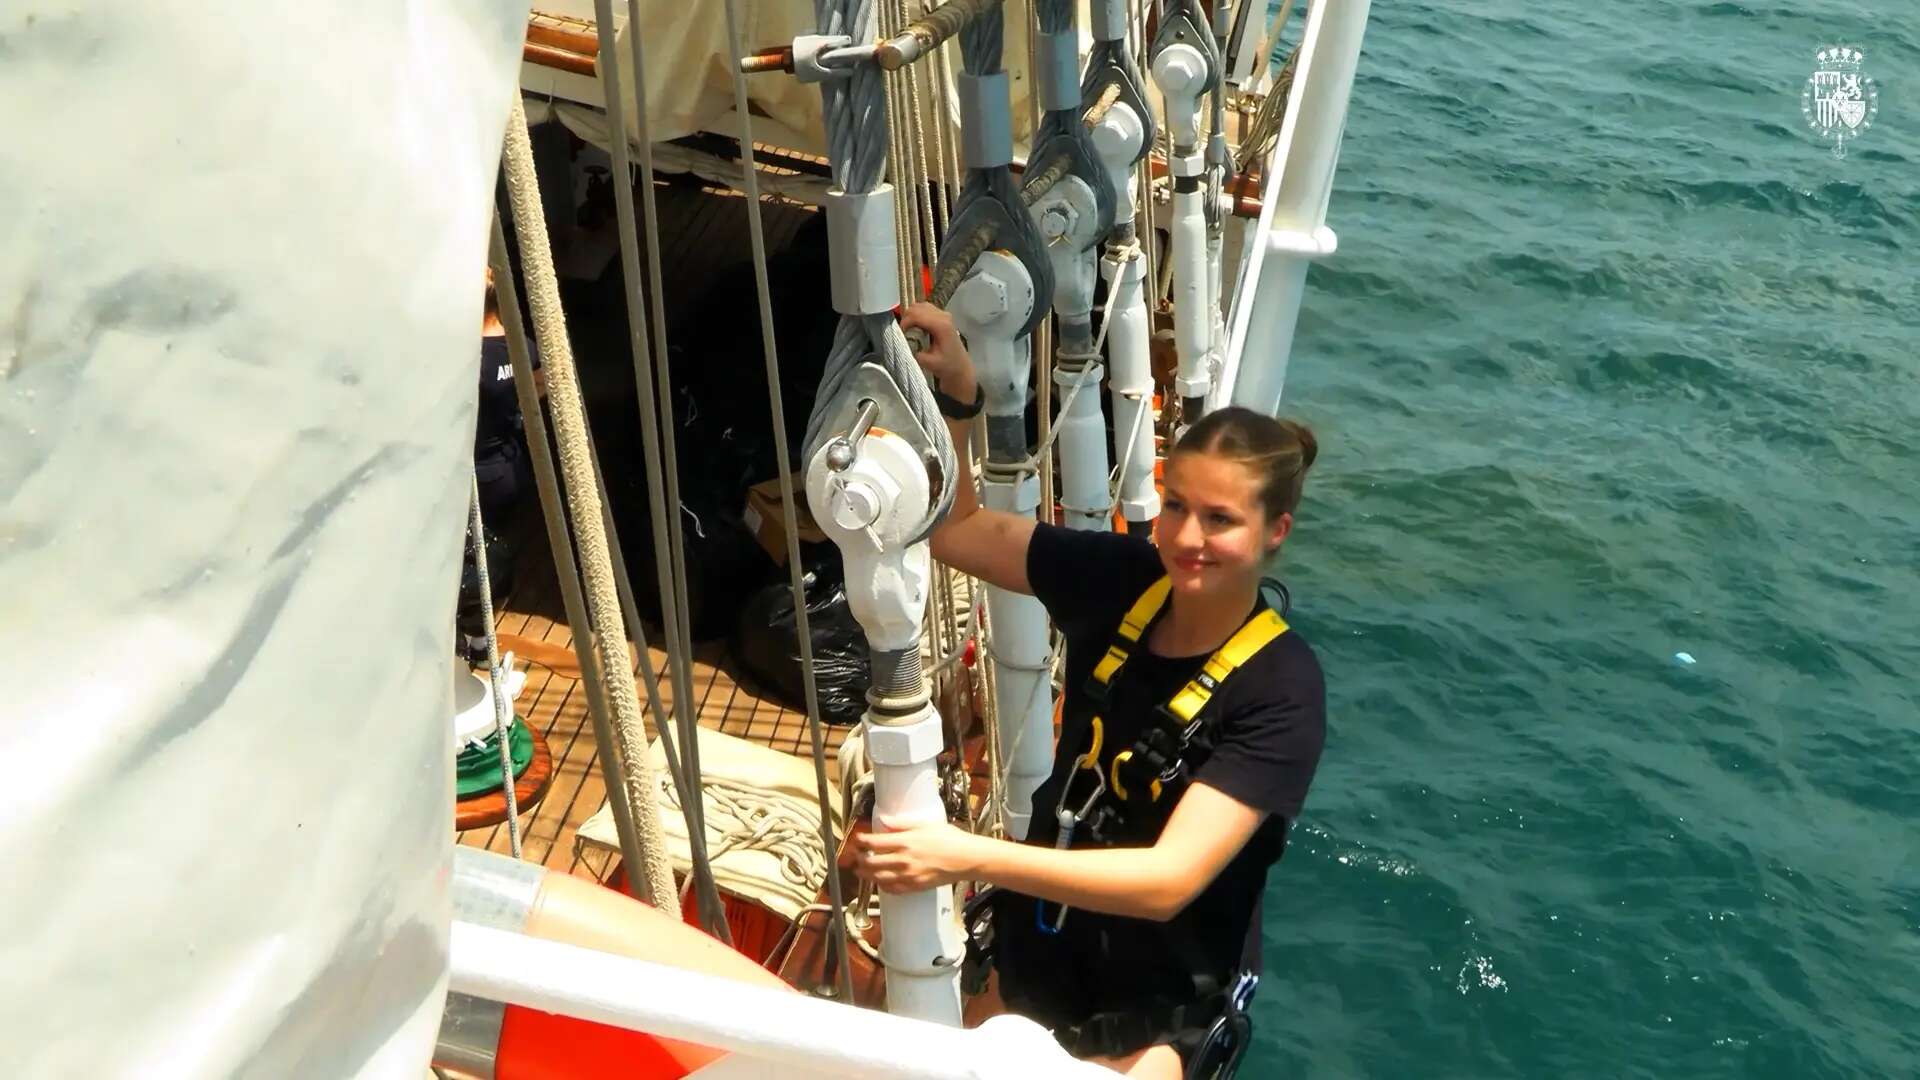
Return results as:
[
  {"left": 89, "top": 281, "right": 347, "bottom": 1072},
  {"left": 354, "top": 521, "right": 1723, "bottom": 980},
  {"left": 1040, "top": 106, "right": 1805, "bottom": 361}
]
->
[
  {"left": 1080, "top": 57, "right": 1156, "bottom": 167},
  {"left": 1025, "top": 134, "right": 1117, "bottom": 243},
  {"left": 1151, "top": 2, "right": 1223, "bottom": 97},
  {"left": 739, "top": 34, "right": 873, "bottom": 82},
  {"left": 933, "top": 187, "right": 1054, "bottom": 340}
]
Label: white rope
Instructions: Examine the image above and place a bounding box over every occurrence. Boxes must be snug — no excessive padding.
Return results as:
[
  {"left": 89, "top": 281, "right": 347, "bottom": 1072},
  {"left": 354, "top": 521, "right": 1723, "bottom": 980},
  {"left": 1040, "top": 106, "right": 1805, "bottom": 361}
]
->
[
  {"left": 971, "top": 586, "right": 1064, "bottom": 838},
  {"left": 487, "top": 216, "right": 651, "bottom": 899},
  {"left": 1001, "top": 276, "right": 1126, "bottom": 480},
  {"left": 499, "top": 95, "right": 681, "bottom": 916},
  {"left": 718, "top": 0, "right": 858, "bottom": 1001},
  {"left": 660, "top": 775, "right": 837, "bottom": 892}
]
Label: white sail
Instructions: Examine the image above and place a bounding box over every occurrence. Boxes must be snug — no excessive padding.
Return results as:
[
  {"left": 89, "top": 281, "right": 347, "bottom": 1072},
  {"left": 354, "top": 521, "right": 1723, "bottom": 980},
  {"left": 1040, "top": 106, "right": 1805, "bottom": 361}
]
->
[{"left": 0, "top": 2, "right": 529, "bottom": 1074}]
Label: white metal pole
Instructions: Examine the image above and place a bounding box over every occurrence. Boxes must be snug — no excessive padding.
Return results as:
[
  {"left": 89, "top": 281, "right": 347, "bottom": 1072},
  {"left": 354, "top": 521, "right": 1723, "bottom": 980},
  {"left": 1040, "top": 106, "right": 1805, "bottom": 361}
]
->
[
  {"left": 1052, "top": 359, "right": 1110, "bottom": 530},
  {"left": 1151, "top": 40, "right": 1215, "bottom": 424},
  {"left": 807, "top": 432, "right": 965, "bottom": 1025},
  {"left": 1102, "top": 249, "right": 1158, "bottom": 528},
  {"left": 980, "top": 474, "right": 1055, "bottom": 839},
  {"left": 1091, "top": 103, "right": 1159, "bottom": 531},
  {"left": 950, "top": 257, "right": 1054, "bottom": 838}
]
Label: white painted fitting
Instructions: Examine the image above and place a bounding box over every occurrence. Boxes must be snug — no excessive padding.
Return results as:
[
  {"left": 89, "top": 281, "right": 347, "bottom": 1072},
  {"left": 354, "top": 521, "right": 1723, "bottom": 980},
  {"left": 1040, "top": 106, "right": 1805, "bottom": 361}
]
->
[
  {"left": 807, "top": 426, "right": 960, "bottom": 1023},
  {"left": 823, "top": 186, "right": 901, "bottom": 316},
  {"left": 1150, "top": 42, "right": 1207, "bottom": 149},
  {"left": 447, "top": 923, "right": 1117, "bottom": 1075},
  {"left": 1035, "top": 176, "right": 1113, "bottom": 533},
  {"left": 1102, "top": 249, "right": 1159, "bottom": 524},
  {"left": 1034, "top": 31, "right": 1080, "bottom": 113},
  {"left": 1091, "top": 103, "right": 1144, "bottom": 228},
  {"left": 864, "top": 702, "right": 965, "bottom": 1022},
  {"left": 792, "top": 33, "right": 854, "bottom": 85},
  {"left": 956, "top": 71, "right": 1012, "bottom": 170},
  {"left": 805, "top": 433, "right": 931, "bottom": 653},
  {"left": 1168, "top": 150, "right": 1206, "bottom": 179},
  {"left": 1054, "top": 359, "right": 1110, "bottom": 531},
  {"left": 948, "top": 251, "right": 1035, "bottom": 424},
  {"left": 1035, "top": 177, "right": 1101, "bottom": 335},
  {"left": 980, "top": 472, "right": 1053, "bottom": 840},
  {"left": 1050, "top": 245, "right": 1098, "bottom": 326},
  {"left": 1169, "top": 184, "right": 1212, "bottom": 402}
]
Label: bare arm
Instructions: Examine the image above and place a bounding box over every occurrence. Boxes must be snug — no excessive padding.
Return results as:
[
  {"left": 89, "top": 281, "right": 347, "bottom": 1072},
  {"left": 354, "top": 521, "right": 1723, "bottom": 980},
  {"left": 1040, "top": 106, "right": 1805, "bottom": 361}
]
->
[
  {"left": 855, "top": 783, "right": 1266, "bottom": 922},
  {"left": 899, "top": 303, "right": 1038, "bottom": 595}
]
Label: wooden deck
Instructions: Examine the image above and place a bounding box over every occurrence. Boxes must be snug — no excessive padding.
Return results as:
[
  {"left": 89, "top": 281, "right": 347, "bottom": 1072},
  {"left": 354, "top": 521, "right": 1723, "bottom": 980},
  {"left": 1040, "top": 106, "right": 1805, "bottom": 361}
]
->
[
  {"left": 457, "top": 543, "right": 850, "bottom": 879},
  {"left": 461, "top": 166, "right": 848, "bottom": 880}
]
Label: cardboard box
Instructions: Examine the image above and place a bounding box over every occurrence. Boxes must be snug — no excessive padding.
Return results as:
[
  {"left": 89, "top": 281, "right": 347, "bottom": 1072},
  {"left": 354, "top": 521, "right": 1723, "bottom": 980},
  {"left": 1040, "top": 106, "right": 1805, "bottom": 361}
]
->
[{"left": 742, "top": 474, "right": 826, "bottom": 565}]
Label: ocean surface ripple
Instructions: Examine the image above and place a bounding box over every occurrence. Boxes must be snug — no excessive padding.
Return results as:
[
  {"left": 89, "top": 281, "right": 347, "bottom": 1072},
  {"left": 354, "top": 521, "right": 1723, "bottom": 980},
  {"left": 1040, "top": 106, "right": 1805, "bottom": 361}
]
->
[{"left": 1251, "top": 3, "right": 1919, "bottom": 1076}]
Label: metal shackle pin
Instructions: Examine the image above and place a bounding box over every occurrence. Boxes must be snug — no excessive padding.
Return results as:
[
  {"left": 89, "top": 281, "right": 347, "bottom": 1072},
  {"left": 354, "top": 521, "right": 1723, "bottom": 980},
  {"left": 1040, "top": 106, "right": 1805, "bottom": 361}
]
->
[{"left": 824, "top": 398, "right": 881, "bottom": 471}]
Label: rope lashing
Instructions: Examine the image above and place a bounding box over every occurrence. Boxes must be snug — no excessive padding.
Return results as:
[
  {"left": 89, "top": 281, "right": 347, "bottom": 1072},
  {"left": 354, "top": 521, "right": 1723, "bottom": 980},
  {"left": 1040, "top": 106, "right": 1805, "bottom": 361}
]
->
[
  {"left": 1235, "top": 39, "right": 1304, "bottom": 173},
  {"left": 877, "top": 0, "right": 1006, "bottom": 70}
]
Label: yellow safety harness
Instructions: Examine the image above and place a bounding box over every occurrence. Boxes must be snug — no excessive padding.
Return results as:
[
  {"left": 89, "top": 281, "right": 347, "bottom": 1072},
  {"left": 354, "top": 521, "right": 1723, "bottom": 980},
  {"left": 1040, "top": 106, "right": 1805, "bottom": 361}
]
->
[
  {"left": 1087, "top": 577, "right": 1288, "bottom": 801},
  {"left": 1044, "top": 576, "right": 1290, "bottom": 904}
]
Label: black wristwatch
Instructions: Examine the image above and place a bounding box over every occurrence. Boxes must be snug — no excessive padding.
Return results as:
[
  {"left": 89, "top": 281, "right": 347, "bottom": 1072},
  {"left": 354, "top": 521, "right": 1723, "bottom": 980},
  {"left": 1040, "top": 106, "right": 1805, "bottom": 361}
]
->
[{"left": 932, "top": 379, "right": 985, "bottom": 420}]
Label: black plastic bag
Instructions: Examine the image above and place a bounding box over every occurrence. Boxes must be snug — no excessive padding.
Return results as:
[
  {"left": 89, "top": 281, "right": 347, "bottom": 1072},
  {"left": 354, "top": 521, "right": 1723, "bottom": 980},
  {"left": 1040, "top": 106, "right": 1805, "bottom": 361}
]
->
[{"left": 731, "top": 573, "right": 869, "bottom": 726}]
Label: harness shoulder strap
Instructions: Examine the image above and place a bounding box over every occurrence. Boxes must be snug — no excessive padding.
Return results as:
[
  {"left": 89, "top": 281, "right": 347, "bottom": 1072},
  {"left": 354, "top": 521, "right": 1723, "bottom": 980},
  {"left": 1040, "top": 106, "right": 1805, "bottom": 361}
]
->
[
  {"left": 1089, "top": 576, "right": 1172, "bottom": 690},
  {"left": 1104, "top": 606, "right": 1291, "bottom": 810},
  {"left": 1165, "top": 609, "right": 1289, "bottom": 725}
]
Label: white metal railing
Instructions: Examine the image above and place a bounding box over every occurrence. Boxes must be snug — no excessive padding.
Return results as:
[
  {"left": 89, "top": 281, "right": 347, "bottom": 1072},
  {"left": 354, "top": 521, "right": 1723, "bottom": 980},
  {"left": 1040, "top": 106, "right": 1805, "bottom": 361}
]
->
[
  {"left": 447, "top": 921, "right": 1114, "bottom": 1079},
  {"left": 1216, "top": 0, "right": 1373, "bottom": 414}
]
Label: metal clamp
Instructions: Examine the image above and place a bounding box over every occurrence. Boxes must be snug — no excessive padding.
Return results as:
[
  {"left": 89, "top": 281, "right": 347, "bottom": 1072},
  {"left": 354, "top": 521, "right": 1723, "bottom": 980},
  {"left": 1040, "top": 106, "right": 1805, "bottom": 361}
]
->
[
  {"left": 824, "top": 185, "right": 902, "bottom": 315},
  {"left": 740, "top": 34, "right": 874, "bottom": 82}
]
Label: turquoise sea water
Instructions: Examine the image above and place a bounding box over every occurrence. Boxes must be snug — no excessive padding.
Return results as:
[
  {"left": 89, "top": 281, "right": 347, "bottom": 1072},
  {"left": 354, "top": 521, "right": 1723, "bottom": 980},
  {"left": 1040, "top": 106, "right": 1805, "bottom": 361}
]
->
[{"left": 1253, "top": 2, "right": 1919, "bottom": 1076}]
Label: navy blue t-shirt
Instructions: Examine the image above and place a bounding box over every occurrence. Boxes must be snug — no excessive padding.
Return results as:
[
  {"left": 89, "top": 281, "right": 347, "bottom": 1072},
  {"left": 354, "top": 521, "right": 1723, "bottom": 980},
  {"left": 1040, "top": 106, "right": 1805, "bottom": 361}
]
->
[{"left": 1009, "top": 523, "right": 1326, "bottom": 1002}]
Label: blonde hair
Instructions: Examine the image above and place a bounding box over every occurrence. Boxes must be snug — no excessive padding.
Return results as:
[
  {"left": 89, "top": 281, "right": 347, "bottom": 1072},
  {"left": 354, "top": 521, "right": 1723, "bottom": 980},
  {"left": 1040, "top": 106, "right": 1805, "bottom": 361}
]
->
[{"left": 1169, "top": 407, "right": 1318, "bottom": 519}]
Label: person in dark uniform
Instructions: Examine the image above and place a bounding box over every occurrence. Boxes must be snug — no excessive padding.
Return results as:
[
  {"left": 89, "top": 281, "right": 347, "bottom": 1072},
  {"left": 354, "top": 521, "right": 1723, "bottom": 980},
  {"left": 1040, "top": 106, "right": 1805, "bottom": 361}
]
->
[
  {"left": 852, "top": 304, "right": 1327, "bottom": 1079},
  {"left": 458, "top": 267, "right": 540, "bottom": 663}
]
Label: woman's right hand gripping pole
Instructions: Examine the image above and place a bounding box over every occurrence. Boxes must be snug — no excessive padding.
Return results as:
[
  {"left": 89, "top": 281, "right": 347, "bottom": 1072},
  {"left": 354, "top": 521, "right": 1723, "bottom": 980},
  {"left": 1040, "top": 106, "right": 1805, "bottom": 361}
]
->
[{"left": 897, "top": 302, "right": 1037, "bottom": 595}]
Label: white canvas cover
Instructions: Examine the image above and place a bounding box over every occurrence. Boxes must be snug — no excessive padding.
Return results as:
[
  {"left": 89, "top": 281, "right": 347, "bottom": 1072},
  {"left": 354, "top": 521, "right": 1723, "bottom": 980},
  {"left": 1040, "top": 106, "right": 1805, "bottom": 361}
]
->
[
  {"left": 0, "top": 2, "right": 529, "bottom": 1074},
  {"left": 522, "top": 0, "right": 1058, "bottom": 173}
]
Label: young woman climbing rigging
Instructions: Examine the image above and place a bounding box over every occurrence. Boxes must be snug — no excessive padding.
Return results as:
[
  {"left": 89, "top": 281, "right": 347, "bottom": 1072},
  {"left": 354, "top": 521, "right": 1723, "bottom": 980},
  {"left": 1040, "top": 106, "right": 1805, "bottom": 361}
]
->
[{"left": 853, "top": 303, "right": 1328, "bottom": 1080}]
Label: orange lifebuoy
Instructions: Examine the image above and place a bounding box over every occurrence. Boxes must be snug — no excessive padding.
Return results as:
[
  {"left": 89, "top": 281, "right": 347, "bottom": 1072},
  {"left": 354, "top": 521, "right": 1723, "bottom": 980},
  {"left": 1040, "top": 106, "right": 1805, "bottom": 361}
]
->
[
  {"left": 441, "top": 854, "right": 793, "bottom": 1079},
  {"left": 496, "top": 1006, "right": 714, "bottom": 1079}
]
